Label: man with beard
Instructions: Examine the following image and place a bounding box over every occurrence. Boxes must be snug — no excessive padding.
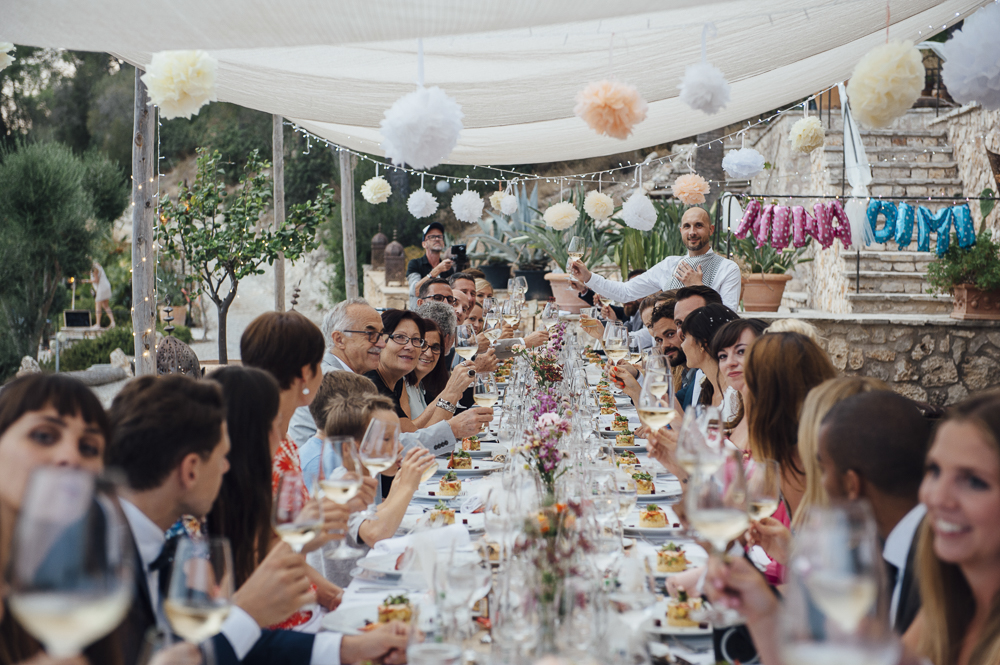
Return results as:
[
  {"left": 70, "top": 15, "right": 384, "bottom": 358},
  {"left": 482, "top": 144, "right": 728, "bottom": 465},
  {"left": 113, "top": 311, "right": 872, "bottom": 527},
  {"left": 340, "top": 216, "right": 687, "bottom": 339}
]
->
[
  {"left": 569, "top": 207, "right": 740, "bottom": 311},
  {"left": 407, "top": 222, "right": 454, "bottom": 309}
]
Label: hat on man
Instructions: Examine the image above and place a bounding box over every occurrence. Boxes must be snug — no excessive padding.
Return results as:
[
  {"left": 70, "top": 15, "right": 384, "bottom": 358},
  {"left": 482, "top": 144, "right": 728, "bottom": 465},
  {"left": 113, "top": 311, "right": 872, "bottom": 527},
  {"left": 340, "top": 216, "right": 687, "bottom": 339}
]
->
[{"left": 422, "top": 222, "right": 445, "bottom": 240}]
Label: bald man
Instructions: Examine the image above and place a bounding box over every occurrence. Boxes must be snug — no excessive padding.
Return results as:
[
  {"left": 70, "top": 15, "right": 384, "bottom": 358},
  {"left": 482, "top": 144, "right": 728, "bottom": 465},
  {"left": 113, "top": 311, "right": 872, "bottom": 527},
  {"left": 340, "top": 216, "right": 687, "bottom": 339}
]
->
[{"left": 570, "top": 207, "right": 741, "bottom": 310}]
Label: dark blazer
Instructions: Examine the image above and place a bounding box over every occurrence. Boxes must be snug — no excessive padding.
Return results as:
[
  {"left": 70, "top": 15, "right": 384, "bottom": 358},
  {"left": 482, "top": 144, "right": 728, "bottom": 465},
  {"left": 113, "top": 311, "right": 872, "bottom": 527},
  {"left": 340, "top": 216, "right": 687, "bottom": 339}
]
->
[{"left": 894, "top": 518, "right": 923, "bottom": 634}]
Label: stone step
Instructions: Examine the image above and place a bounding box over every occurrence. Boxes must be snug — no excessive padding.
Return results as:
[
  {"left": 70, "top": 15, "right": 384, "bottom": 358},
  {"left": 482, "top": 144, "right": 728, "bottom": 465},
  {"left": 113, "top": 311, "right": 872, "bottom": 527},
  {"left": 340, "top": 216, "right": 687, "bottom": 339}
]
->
[
  {"left": 847, "top": 250, "right": 936, "bottom": 272},
  {"left": 846, "top": 292, "right": 953, "bottom": 315},
  {"left": 823, "top": 145, "right": 954, "bottom": 163},
  {"left": 820, "top": 107, "right": 950, "bottom": 133},
  {"left": 828, "top": 162, "right": 959, "bottom": 179},
  {"left": 843, "top": 270, "right": 931, "bottom": 294}
]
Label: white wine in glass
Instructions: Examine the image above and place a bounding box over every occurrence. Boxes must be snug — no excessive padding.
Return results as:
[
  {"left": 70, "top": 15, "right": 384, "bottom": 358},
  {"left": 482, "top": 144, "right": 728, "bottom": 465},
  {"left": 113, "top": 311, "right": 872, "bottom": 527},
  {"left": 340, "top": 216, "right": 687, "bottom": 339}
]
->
[
  {"left": 322, "top": 439, "right": 367, "bottom": 559},
  {"left": 273, "top": 471, "right": 323, "bottom": 553},
  {"left": 454, "top": 323, "right": 478, "bottom": 360},
  {"left": 474, "top": 373, "right": 499, "bottom": 408},
  {"left": 635, "top": 404, "right": 676, "bottom": 431},
  {"left": 567, "top": 236, "right": 585, "bottom": 262},
  {"left": 540, "top": 300, "right": 560, "bottom": 331},
  {"left": 501, "top": 299, "right": 520, "bottom": 327},
  {"left": 686, "top": 449, "right": 750, "bottom": 554},
  {"left": 164, "top": 537, "right": 234, "bottom": 644}
]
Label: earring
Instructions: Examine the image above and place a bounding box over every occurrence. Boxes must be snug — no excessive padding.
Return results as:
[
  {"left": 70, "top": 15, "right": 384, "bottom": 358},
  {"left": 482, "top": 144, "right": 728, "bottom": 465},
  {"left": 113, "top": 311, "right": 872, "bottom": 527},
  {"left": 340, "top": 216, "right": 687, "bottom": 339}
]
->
[{"left": 302, "top": 388, "right": 310, "bottom": 395}]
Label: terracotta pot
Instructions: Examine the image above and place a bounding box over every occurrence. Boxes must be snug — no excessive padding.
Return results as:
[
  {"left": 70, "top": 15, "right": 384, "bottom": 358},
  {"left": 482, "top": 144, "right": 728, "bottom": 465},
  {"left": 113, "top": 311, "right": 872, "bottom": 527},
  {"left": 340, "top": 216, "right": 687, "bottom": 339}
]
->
[
  {"left": 159, "top": 304, "right": 188, "bottom": 326},
  {"left": 951, "top": 284, "right": 1000, "bottom": 320},
  {"left": 544, "top": 272, "right": 589, "bottom": 313},
  {"left": 740, "top": 273, "right": 792, "bottom": 312}
]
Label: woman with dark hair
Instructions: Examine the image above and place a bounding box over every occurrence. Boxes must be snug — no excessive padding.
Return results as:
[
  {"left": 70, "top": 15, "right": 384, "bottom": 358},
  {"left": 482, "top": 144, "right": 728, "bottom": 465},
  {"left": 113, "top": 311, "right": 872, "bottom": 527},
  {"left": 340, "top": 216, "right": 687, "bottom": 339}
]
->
[
  {"left": 678, "top": 303, "right": 740, "bottom": 408},
  {"left": 364, "top": 309, "right": 427, "bottom": 434},
  {"left": 0, "top": 374, "right": 198, "bottom": 665},
  {"left": 708, "top": 317, "right": 769, "bottom": 448},
  {"left": 401, "top": 318, "right": 476, "bottom": 430}
]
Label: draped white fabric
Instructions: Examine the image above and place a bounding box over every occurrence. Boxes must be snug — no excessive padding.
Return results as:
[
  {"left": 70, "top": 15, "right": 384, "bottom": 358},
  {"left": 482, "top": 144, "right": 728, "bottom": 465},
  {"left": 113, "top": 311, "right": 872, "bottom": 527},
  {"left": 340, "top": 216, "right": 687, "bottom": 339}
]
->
[{"left": 8, "top": 0, "right": 987, "bottom": 164}]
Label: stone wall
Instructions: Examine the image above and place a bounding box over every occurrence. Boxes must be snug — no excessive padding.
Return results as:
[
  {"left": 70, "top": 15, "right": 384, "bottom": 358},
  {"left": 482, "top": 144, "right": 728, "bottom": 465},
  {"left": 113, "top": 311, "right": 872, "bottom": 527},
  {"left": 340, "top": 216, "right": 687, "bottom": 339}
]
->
[
  {"left": 930, "top": 103, "right": 1000, "bottom": 234},
  {"left": 363, "top": 265, "right": 409, "bottom": 310},
  {"left": 756, "top": 312, "right": 1000, "bottom": 406}
]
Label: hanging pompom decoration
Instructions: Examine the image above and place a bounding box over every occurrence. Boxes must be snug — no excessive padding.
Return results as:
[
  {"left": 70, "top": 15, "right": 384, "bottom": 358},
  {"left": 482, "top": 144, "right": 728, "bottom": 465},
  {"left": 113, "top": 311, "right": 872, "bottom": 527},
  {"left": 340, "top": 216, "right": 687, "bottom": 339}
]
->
[
  {"left": 407, "top": 189, "right": 438, "bottom": 219},
  {"left": 584, "top": 190, "right": 615, "bottom": 221},
  {"left": 678, "top": 24, "right": 730, "bottom": 115},
  {"left": 489, "top": 190, "right": 505, "bottom": 211},
  {"left": 500, "top": 192, "right": 519, "bottom": 217},
  {"left": 380, "top": 40, "right": 463, "bottom": 169},
  {"left": 620, "top": 191, "right": 657, "bottom": 231},
  {"left": 361, "top": 175, "right": 392, "bottom": 205},
  {"left": 451, "top": 189, "right": 484, "bottom": 224},
  {"left": 672, "top": 173, "right": 711, "bottom": 206},
  {"left": 543, "top": 201, "right": 579, "bottom": 231},
  {"left": 847, "top": 40, "right": 924, "bottom": 129},
  {"left": 574, "top": 79, "right": 648, "bottom": 140},
  {"left": 140, "top": 50, "right": 218, "bottom": 120},
  {"left": 722, "top": 147, "right": 765, "bottom": 180},
  {"left": 941, "top": 3, "right": 1000, "bottom": 110},
  {"left": 0, "top": 43, "right": 15, "bottom": 71},
  {"left": 789, "top": 116, "right": 825, "bottom": 153}
]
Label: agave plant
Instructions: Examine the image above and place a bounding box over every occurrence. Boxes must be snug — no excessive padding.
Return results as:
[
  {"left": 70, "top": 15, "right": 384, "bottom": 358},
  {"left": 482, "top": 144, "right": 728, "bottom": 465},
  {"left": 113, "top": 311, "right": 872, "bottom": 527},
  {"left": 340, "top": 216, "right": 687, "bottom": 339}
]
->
[
  {"left": 468, "top": 183, "right": 550, "bottom": 269},
  {"left": 515, "top": 185, "right": 617, "bottom": 273},
  {"left": 608, "top": 200, "right": 687, "bottom": 281}
]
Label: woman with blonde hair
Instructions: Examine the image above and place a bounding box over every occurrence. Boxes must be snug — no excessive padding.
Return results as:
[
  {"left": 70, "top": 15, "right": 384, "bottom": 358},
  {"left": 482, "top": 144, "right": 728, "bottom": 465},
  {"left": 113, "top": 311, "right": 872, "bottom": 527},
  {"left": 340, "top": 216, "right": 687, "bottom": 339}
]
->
[
  {"left": 765, "top": 317, "right": 821, "bottom": 342},
  {"left": 903, "top": 390, "right": 1000, "bottom": 665}
]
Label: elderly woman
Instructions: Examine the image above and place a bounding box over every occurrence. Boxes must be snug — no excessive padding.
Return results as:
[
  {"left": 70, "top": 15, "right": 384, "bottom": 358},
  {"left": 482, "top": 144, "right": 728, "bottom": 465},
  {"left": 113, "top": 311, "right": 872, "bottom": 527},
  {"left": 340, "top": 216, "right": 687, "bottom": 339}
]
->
[
  {"left": 401, "top": 318, "right": 476, "bottom": 430},
  {"left": 364, "top": 309, "right": 428, "bottom": 433}
]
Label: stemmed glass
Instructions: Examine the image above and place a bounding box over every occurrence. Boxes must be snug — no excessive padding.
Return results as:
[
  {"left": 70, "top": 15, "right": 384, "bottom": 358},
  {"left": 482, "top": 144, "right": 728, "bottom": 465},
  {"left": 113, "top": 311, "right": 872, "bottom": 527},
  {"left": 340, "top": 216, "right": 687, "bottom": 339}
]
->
[
  {"left": 685, "top": 449, "right": 750, "bottom": 555},
  {"left": 358, "top": 418, "right": 400, "bottom": 521},
  {"left": 483, "top": 307, "right": 503, "bottom": 346},
  {"left": 780, "top": 502, "right": 898, "bottom": 664},
  {"left": 453, "top": 323, "right": 478, "bottom": 361},
  {"left": 676, "top": 405, "right": 726, "bottom": 476},
  {"left": 540, "top": 300, "right": 560, "bottom": 331},
  {"left": 636, "top": 363, "right": 677, "bottom": 434},
  {"left": 6, "top": 467, "right": 133, "bottom": 658},
  {"left": 603, "top": 557, "right": 659, "bottom": 665},
  {"left": 482, "top": 296, "right": 498, "bottom": 314},
  {"left": 500, "top": 299, "right": 520, "bottom": 330},
  {"left": 602, "top": 320, "right": 628, "bottom": 365},
  {"left": 273, "top": 471, "right": 324, "bottom": 553},
  {"left": 627, "top": 333, "right": 643, "bottom": 365},
  {"left": 566, "top": 236, "right": 585, "bottom": 263},
  {"left": 320, "top": 437, "right": 367, "bottom": 559},
  {"left": 616, "top": 474, "right": 638, "bottom": 523},
  {"left": 747, "top": 459, "right": 781, "bottom": 521},
  {"left": 473, "top": 373, "right": 499, "bottom": 408},
  {"left": 164, "top": 537, "right": 234, "bottom": 647}
]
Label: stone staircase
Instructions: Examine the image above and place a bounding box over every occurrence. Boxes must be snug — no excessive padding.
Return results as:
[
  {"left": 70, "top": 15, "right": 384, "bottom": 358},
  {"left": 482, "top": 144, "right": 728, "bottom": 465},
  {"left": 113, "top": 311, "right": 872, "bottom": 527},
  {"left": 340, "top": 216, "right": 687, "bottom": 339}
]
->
[{"left": 822, "top": 108, "right": 959, "bottom": 315}]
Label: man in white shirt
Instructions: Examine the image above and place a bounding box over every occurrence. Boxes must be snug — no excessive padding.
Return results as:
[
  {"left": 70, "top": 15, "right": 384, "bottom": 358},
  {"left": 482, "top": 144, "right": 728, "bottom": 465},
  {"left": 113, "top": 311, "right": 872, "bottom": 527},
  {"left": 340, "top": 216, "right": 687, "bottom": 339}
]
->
[
  {"left": 569, "top": 207, "right": 741, "bottom": 311},
  {"left": 107, "top": 374, "right": 408, "bottom": 665},
  {"left": 817, "top": 390, "right": 932, "bottom": 633}
]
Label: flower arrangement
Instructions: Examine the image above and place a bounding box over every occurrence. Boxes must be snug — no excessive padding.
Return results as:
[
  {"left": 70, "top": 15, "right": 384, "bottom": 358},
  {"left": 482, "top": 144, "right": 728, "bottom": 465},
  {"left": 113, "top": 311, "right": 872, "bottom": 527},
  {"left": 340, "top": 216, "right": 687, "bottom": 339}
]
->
[
  {"left": 546, "top": 321, "right": 569, "bottom": 355},
  {"left": 515, "top": 411, "right": 570, "bottom": 498},
  {"left": 514, "top": 347, "right": 564, "bottom": 387},
  {"left": 513, "top": 499, "right": 595, "bottom": 605}
]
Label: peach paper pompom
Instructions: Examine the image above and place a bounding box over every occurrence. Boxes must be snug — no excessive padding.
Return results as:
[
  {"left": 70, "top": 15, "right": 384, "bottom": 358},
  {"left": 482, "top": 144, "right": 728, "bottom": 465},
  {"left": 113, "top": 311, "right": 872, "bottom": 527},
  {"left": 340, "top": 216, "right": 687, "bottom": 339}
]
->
[
  {"left": 574, "top": 79, "right": 648, "bottom": 140},
  {"left": 672, "top": 174, "right": 710, "bottom": 205}
]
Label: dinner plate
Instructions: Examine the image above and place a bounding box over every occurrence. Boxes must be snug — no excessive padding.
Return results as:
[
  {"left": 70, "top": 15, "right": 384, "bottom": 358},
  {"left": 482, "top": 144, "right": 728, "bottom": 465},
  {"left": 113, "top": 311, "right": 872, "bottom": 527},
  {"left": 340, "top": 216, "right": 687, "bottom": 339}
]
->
[
  {"left": 399, "top": 510, "right": 486, "bottom": 533},
  {"left": 612, "top": 442, "right": 648, "bottom": 453},
  {"left": 352, "top": 554, "right": 429, "bottom": 588},
  {"left": 621, "top": 506, "right": 685, "bottom": 536},
  {"left": 642, "top": 542, "right": 709, "bottom": 579},
  {"left": 634, "top": 479, "right": 683, "bottom": 501},
  {"left": 432, "top": 459, "right": 503, "bottom": 477},
  {"left": 412, "top": 480, "right": 473, "bottom": 502},
  {"left": 641, "top": 599, "right": 713, "bottom": 636},
  {"left": 322, "top": 596, "right": 428, "bottom": 635},
  {"left": 456, "top": 442, "right": 506, "bottom": 458}
]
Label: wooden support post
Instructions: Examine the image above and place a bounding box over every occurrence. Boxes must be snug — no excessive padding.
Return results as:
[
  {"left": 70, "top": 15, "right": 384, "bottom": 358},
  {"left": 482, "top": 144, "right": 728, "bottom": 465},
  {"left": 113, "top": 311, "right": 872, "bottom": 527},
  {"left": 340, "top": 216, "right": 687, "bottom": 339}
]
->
[
  {"left": 131, "top": 70, "right": 157, "bottom": 376},
  {"left": 273, "top": 115, "right": 286, "bottom": 311},
  {"left": 339, "top": 149, "right": 359, "bottom": 299}
]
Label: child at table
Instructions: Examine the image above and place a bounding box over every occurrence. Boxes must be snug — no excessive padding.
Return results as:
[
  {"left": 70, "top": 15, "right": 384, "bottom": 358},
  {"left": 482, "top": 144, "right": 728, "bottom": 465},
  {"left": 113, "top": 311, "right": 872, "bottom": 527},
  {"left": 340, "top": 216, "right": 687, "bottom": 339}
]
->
[{"left": 324, "top": 393, "right": 436, "bottom": 548}]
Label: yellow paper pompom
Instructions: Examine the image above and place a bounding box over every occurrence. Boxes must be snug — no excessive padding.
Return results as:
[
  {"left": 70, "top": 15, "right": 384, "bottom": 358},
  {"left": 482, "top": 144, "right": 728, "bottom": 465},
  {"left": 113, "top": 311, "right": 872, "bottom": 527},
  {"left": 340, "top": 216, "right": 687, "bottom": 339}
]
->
[
  {"left": 489, "top": 190, "right": 505, "bottom": 211},
  {"left": 543, "top": 201, "right": 579, "bottom": 230},
  {"left": 574, "top": 79, "right": 648, "bottom": 140},
  {"left": 584, "top": 190, "right": 614, "bottom": 221},
  {"left": 672, "top": 174, "right": 710, "bottom": 206},
  {"left": 789, "top": 117, "right": 825, "bottom": 154},
  {"left": 847, "top": 40, "right": 925, "bottom": 129},
  {"left": 361, "top": 176, "right": 392, "bottom": 204}
]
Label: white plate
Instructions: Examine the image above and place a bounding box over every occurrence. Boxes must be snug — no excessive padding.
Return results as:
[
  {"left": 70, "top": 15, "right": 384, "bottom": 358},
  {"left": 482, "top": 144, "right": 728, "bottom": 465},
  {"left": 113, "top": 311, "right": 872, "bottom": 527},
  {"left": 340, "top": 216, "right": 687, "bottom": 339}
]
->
[
  {"left": 413, "top": 480, "right": 470, "bottom": 502},
  {"left": 454, "top": 442, "right": 506, "bottom": 459},
  {"left": 352, "top": 554, "right": 428, "bottom": 588},
  {"left": 406, "top": 511, "right": 485, "bottom": 533},
  {"left": 641, "top": 599, "right": 713, "bottom": 636},
  {"left": 322, "top": 596, "right": 426, "bottom": 635},
  {"left": 432, "top": 459, "right": 503, "bottom": 477},
  {"left": 612, "top": 442, "right": 647, "bottom": 453},
  {"left": 634, "top": 479, "right": 683, "bottom": 501},
  {"left": 643, "top": 543, "right": 709, "bottom": 579},
  {"left": 621, "top": 506, "right": 685, "bottom": 536}
]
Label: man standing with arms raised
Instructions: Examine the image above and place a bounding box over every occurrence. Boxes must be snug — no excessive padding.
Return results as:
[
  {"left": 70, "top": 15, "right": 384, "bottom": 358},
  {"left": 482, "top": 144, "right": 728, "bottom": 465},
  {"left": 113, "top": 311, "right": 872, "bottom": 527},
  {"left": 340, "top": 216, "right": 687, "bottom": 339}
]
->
[{"left": 569, "top": 207, "right": 741, "bottom": 311}]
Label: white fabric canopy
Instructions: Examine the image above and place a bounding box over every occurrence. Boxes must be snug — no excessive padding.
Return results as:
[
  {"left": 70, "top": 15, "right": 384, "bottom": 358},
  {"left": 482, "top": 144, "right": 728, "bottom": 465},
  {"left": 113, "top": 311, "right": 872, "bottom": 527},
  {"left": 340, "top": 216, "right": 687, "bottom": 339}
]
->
[{"left": 8, "top": 0, "right": 987, "bottom": 165}]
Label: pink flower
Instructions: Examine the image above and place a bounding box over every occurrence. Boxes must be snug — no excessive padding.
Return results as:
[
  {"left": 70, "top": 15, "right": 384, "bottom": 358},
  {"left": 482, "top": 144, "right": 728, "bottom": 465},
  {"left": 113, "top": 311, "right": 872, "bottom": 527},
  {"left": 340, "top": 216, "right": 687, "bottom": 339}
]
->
[{"left": 537, "top": 412, "right": 562, "bottom": 428}]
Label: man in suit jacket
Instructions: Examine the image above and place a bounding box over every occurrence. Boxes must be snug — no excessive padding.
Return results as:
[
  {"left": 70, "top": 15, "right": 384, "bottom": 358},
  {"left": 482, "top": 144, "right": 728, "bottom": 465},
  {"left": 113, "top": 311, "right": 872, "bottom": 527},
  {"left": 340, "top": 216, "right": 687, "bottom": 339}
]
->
[
  {"left": 106, "top": 374, "right": 409, "bottom": 665},
  {"left": 817, "top": 390, "right": 932, "bottom": 633}
]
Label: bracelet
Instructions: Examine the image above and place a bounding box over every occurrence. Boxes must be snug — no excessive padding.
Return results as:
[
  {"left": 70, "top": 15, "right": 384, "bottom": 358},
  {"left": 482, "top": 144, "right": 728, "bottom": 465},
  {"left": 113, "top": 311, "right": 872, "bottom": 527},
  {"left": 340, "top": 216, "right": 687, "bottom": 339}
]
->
[{"left": 436, "top": 398, "right": 457, "bottom": 414}]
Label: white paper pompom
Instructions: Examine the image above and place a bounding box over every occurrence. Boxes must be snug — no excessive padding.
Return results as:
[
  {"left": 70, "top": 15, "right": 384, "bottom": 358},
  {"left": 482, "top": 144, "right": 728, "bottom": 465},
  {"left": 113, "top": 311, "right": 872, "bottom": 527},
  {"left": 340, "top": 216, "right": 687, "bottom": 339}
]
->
[
  {"left": 543, "top": 201, "right": 579, "bottom": 231},
  {"left": 620, "top": 192, "right": 657, "bottom": 231},
  {"left": 0, "top": 43, "right": 15, "bottom": 71},
  {"left": 941, "top": 3, "right": 1000, "bottom": 110},
  {"left": 722, "top": 147, "right": 765, "bottom": 180},
  {"left": 380, "top": 86, "right": 463, "bottom": 170},
  {"left": 407, "top": 189, "right": 439, "bottom": 219},
  {"left": 361, "top": 176, "right": 391, "bottom": 204},
  {"left": 789, "top": 116, "right": 825, "bottom": 153},
  {"left": 451, "top": 190, "right": 484, "bottom": 224},
  {"left": 489, "top": 191, "right": 505, "bottom": 211},
  {"left": 678, "top": 60, "right": 731, "bottom": 115},
  {"left": 584, "top": 190, "right": 615, "bottom": 221},
  {"left": 847, "top": 40, "right": 924, "bottom": 129},
  {"left": 499, "top": 193, "right": 519, "bottom": 217},
  {"left": 140, "top": 50, "right": 217, "bottom": 120}
]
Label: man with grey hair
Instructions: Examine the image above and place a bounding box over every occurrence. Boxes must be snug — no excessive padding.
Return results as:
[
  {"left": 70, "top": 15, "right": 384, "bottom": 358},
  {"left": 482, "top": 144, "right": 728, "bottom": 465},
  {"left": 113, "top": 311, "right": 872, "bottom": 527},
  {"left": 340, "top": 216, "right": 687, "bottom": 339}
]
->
[{"left": 415, "top": 301, "right": 456, "bottom": 356}]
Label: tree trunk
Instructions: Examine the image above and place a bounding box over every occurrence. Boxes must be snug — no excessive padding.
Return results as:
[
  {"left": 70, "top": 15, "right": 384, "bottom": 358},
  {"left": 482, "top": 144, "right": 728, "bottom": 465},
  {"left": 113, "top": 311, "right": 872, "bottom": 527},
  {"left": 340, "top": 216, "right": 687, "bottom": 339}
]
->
[
  {"left": 216, "top": 281, "right": 237, "bottom": 365},
  {"left": 339, "top": 149, "right": 359, "bottom": 299},
  {"left": 131, "top": 69, "right": 157, "bottom": 375},
  {"left": 273, "top": 114, "right": 286, "bottom": 311}
]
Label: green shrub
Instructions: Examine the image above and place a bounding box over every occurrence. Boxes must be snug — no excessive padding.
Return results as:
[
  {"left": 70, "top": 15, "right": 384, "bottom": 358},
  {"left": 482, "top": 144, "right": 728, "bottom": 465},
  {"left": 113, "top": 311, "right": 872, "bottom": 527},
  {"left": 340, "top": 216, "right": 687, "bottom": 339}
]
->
[{"left": 927, "top": 230, "right": 1000, "bottom": 294}]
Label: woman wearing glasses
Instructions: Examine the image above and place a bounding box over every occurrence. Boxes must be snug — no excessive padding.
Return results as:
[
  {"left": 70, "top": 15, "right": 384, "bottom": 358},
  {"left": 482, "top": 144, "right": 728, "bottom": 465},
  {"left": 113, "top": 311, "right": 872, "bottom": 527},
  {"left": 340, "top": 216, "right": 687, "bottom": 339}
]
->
[
  {"left": 364, "top": 310, "right": 430, "bottom": 434},
  {"left": 400, "top": 319, "right": 476, "bottom": 430}
]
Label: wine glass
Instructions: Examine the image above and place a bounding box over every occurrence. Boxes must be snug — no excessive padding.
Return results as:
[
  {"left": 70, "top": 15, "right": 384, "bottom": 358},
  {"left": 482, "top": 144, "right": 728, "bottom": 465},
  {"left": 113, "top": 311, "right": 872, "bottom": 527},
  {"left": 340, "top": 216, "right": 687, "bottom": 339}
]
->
[
  {"left": 273, "top": 470, "right": 324, "bottom": 553},
  {"left": 616, "top": 474, "right": 638, "bottom": 522},
  {"left": 358, "top": 417, "right": 400, "bottom": 520},
  {"left": 6, "top": 467, "right": 133, "bottom": 658},
  {"left": 473, "top": 373, "right": 499, "bottom": 409},
  {"left": 512, "top": 275, "right": 528, "bottom": 294},
  {"left": 566, "top": 236, "right": 585, "bottom": 263},
  {"left": 164, "top": 537, "right": 234, "bottom": 645},
  {"left": 540, "top": 300, "right": 560, "bottom": 331},
  {"left": 320, "top": 437, "right": 367, "bottom": 559},
  {"left": 482, "top": 296, "right": 498, "bottom": 314},
  {"left": 603, "top": 557, "right": 659, "bottom": 665},
  {"left": 685, "top": 449, "right": 750, "bottom": 555},
  {"left": 627, "top": 333, "right": 642, "bottom": 365},
  {"left": 500, "top": 299, "right": 520, "bottom": 330},
  {"left": 483, "top": 308, "right": 503, "bottom": 346},
  {"left": 676, "top": 405, "right": 726, "bottom": 476},
  {"left": 453, "top": 323, "right": 478, "bottom": 361},
  {"left": 636, "top": 366, "right": 676, "bottom": 434},
  {"left": 780, "top": 502, "right": 898, "bottom": 664},
  {"left": 747, "top": 458, "right": 781, "bottom": 521},
  {"left": 602, "top": 320, "right": 628, "bottom": 365}
]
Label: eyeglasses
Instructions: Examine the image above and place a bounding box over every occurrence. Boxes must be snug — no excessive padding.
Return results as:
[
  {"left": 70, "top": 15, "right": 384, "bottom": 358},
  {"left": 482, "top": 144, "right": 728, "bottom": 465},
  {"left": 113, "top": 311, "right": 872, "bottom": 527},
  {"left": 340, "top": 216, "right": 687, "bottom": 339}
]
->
[
  {"left": 426, "top": 294, "right": 457, "bottom": 305},
  {"left": 387, "top": 332, "right": 428, "bottom": 349},
  {"left": 423, "top": 344, "right": 443, "bottom": 356},
  {"left": 424, "top": 234, "right": 445, "bottom": 241},
  {"left": 343, "top": 329, "right": 387, "bottom": 344}
]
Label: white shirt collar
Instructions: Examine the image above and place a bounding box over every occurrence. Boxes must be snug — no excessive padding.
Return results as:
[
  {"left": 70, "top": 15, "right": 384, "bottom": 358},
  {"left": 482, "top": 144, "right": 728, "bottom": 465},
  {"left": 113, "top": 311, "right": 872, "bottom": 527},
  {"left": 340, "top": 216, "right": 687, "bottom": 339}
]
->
[
  {"left": 883, "top": 503, "right": 926, "bottom": 569},
  {"left": 120, "top": 498, "right": 166, "bottom": 570}
]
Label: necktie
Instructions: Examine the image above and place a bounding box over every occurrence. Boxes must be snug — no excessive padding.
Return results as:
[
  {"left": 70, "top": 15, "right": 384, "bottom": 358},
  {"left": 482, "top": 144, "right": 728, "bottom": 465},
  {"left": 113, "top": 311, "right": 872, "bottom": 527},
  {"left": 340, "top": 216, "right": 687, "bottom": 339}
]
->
[{"left": 148, "top": 534, "right": 182, "bottom": 600}]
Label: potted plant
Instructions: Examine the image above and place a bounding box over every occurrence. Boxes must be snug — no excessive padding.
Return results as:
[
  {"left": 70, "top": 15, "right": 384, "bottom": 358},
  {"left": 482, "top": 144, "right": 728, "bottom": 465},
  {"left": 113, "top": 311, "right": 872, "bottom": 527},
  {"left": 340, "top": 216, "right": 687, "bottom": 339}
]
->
[
  {"left": 927, "top": 230, "right": 1000, "bottom": 320},
  {"left": 731, "top": 236, "right": 812, "bottom": 312},
  {"left": 156, "top": 264, "right": 191, "bottom": 326},
  {"left": 608, "top": 199, "right": 686, "bottom": 280}
]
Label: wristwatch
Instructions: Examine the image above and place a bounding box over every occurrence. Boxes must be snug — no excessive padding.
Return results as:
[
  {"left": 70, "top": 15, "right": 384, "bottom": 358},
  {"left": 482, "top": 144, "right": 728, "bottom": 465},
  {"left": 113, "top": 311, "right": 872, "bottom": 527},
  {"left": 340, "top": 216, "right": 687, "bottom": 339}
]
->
[{"left": 436, "top": 398, "right": 457, "bottom": 414}]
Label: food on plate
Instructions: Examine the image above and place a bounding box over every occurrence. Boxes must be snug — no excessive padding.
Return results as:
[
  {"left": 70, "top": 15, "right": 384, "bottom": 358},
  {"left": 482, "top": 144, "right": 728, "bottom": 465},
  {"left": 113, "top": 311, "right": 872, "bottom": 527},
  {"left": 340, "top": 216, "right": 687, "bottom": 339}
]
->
[
  {"left": 448, "top": 450, "right": 473, "bottom": 469},
  {"left": 378, "top": 594, "right": 413, "bottom": 624},
  {"left": 462, "top": 435, "right": 481, "bottom": 451},
  {"left": 639, "top": 504, "right": 667, "bottom": 528},
  {"left": 615, "top": 450, "right": 639, "bottom": 466},
  {"left": 616, "top": 427, "right": 635, "bottom": 446},
  {"left": 666, "top": 588, "right": 703, "bottom": 627},
  {"left": 656, "top": 542, "right": 689, "bottom": 573},
  {"left": 611, "top": 413, "right": 630, "bottom": 431},
  {"left": 600, "top": 406, "right": 617, "bottom": 415},
  {"left": 439, "top": 471, "right": 462, "bottom": 496},
  {"left": 633, "top": 471, "right": 654, "bottom": 495},
  {"left": 428, "top": 500, "right": 456, "bottom": 526},
  {"left": 599, "top": 393, "right": 616, "bottom": 407}
]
